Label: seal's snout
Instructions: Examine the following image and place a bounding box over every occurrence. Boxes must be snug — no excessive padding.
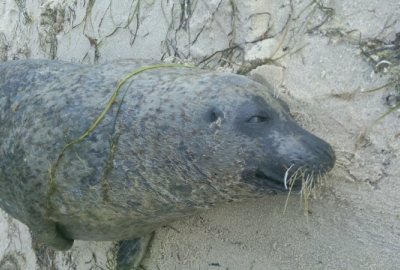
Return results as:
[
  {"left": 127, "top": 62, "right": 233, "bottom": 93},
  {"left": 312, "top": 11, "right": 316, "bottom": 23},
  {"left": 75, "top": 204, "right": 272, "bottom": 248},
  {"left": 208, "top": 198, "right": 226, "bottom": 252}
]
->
[
  {"left": 247, "top": 127, "right": 336, "bottom": 192},
  {"left": 283, "top": 133, "right": 336, "bottom": 190},
  {"left": 298, "top": 132, "right": 336, "bottom": 173},
  {"left": 293, "top": 133, "right": 336, "bottom": 169}
]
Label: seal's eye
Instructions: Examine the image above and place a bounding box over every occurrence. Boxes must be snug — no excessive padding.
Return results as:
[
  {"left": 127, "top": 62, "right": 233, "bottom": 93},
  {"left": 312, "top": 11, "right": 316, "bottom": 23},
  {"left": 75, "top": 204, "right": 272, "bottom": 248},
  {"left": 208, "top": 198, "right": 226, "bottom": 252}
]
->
[{"left": 246, "top": 115, "right": 269, "bottom": 123}]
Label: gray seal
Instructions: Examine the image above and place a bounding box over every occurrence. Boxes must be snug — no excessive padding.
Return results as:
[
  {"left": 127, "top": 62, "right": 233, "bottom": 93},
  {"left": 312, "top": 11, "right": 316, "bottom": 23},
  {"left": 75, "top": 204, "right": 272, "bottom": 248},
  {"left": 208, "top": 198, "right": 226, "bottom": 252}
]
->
[{"left": 0, "top": 59, "right": 335, "bottom": 268}]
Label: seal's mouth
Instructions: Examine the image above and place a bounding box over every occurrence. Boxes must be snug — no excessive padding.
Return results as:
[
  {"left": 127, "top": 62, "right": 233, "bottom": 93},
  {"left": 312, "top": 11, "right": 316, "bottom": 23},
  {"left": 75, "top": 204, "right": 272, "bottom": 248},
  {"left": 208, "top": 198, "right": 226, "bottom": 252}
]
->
[{"left": 254, "top": 168, "right": 303, "bottom": 191}]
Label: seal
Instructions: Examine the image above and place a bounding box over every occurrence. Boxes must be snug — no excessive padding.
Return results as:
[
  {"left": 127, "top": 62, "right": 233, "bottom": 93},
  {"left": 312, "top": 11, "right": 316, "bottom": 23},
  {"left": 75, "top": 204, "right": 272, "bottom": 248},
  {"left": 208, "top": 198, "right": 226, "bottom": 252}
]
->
[{"left": 0, "top": 59, "right": 335, "bottom": 268}]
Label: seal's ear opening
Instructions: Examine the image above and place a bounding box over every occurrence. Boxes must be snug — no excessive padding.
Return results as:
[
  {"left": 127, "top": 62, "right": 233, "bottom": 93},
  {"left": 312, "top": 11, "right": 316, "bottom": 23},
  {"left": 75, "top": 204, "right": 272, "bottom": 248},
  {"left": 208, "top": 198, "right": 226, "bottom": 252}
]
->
[
  {"left": 210, "top": 111, "right": 218, "bottom": 122},
  {"left": 204, "top": 108, "right": 223, "bottom": 123}
]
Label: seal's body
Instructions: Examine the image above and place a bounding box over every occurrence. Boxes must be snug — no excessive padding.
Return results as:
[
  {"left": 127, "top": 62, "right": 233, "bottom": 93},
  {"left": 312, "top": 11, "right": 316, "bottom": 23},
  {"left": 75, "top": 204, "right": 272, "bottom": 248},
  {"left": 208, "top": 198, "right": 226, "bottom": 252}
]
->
[{"left": 0, "top": 59, "right": 335, "bottom": 266}]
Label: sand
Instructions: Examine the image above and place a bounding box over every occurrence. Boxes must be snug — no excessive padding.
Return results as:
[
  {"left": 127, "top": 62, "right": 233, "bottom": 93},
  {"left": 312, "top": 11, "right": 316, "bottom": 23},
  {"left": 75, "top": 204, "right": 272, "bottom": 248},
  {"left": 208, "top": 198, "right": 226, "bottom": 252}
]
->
[{"left": 0, "top": 0, "right": 399, "bottom": 269}]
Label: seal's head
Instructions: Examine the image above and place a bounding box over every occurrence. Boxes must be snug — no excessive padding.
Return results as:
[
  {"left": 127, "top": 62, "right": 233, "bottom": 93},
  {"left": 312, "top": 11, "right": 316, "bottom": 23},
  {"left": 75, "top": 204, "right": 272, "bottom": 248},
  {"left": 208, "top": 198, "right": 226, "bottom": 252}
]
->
[
  {"left": 198, "top": 72, "right": 335, "bottom": 193},
  {"left": 122, "top": 67, "right": 336, "bottom": 201},
  {"left": 234, "top": 92, "right": 336, "bottom": 192}
]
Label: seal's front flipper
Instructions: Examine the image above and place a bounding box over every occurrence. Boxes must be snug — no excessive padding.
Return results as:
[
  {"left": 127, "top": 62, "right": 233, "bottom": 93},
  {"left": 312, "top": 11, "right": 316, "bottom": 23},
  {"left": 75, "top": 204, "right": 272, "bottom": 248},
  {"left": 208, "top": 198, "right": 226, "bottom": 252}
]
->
[
  {"left": 117, "top": 233, "right": 155, "bottom": 269},
  {"left": 29, "top": 219, "right": 73, "bottom": 251}
]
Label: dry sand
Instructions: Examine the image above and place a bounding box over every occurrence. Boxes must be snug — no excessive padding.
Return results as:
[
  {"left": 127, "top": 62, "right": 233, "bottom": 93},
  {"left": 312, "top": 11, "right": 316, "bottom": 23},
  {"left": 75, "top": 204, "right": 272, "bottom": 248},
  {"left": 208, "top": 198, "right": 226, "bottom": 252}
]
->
[{"left": 0, "top": 0, "right": 399, "bottom": 269}]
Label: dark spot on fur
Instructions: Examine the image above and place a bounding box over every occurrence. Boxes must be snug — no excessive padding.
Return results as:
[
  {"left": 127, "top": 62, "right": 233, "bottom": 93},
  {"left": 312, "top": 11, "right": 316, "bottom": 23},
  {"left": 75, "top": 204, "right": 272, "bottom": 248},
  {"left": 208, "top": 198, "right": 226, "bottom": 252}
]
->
[{"left": 88, "top": 134, "right": 98, "bottom": 142}]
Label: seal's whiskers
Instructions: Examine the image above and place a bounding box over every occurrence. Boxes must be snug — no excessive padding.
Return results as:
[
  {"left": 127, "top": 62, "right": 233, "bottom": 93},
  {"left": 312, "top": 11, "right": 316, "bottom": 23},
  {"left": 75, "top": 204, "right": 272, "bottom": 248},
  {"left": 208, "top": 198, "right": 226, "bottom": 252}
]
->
[{"left": 283, "top": 166, "right": 319, "bottom": 216}]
